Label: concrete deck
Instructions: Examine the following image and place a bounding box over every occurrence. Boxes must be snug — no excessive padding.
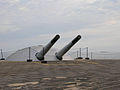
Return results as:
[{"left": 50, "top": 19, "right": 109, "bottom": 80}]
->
[{"left": 0, "top": 60, "right": 120, "bottom": 90}]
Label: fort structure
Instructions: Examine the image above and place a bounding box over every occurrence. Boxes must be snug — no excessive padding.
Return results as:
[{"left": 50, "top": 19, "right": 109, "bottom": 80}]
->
[{"left": 7, "top": 35, "right": 81, "bottom": 61}]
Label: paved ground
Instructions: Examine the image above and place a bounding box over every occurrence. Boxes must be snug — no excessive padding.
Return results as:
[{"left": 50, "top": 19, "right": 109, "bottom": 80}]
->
[{"left": 0, "top": 60, "right": 120, "bottom": 90}]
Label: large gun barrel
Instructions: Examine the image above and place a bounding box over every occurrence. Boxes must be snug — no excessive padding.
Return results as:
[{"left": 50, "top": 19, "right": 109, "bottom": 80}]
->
[
  {"left": 36, "top": 34, "right": 60, "bottom": 61},
  {"left": 56, "top": 35, "right": 81, "bottom": 60}
]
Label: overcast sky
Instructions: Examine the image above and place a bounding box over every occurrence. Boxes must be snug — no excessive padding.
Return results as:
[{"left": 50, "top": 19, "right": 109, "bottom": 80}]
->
[{"left": 0, "top": 0, "right": 120, "bottom": 52}]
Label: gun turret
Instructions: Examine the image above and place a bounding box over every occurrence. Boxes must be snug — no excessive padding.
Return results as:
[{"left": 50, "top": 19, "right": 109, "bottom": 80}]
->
[
  {"left": 36, "top": 35, "right": 60, "bottom": 61},
  {"left": 56, "top": 35, "right": 81, "bottom": 60}
]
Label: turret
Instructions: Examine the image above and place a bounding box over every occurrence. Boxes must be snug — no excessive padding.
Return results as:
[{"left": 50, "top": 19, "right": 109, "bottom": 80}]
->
[
  {"left": 36, "top": 35, "right": 60, "bottom": 61},
  {"left": 56, "top": 35, "right": 81, "bottom": 60}
]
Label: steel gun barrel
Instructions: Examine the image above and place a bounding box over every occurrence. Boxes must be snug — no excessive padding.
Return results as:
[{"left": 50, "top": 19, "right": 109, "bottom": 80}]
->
[
  {"left": 36, "top": 34, "right": 60, "bottom": 61},
  {"left": 56, "top": 35, "right": 81, "bottom": 60}
]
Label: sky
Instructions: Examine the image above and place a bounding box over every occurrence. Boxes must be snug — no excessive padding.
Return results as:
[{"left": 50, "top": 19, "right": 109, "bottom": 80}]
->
[{"left": 0, "top": 0, "right": 120, "bottom": 52}]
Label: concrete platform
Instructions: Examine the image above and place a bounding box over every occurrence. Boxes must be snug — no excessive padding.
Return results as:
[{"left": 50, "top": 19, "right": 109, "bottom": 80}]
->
[{"left": 0, "top": 60, "right": 120, "bottom": 90}]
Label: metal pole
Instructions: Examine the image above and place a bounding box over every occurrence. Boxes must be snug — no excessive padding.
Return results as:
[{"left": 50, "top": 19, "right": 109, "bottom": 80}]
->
[
  {"left": 42, "top": 47, "right": 44, "bottom": 60},
  {"left": 27, "top": 47, "right": 32, "bottom": 62},
  {"left": 43, "top": 47, "right": 44, "bottom": 56},
  {"left": 77, "top": 51, "right": 78, "bottom": 58},
  {"left": 80, "top": 48, "right": 82, "bottom": 57},
  {"left": 86, "top": 47, "right": 88, "bottom": 58},
  {"left": 1, "top": 49, "right": 3, "bottom": 58},
  {"left": 29, "top": 47, "right": 31, "bottom": 60},
  {"left": 91, "top": 52, "right": 93, "bottom": 60}
]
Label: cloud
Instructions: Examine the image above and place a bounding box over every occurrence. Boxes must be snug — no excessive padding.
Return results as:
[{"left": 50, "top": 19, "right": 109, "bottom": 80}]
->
[
  {"left": 19, "top": 6, "right": 28, "bottom": 11},
  {"left": 6, "top": 0, "right": 20, "bottom": 3},
  {"left": 0, "top": 0, "right": 119, "bottom": 26},
  {"left": 3, "top": 20, "right": 119, "bottom": 51},
  {"left": 0, "top": 0, "right": 120, "bottom": 52},
  {"left": 0, "top": 24, "right": 20, "bottom": 33}
]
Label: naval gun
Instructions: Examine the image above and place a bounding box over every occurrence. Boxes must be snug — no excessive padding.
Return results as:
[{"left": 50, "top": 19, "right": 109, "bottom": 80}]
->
[
  {"left": 55, "top": 35, "right": 81, "bottom": 60},
  {"left": 35, "top": 35, "right": 60, "bottom": 61}
]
